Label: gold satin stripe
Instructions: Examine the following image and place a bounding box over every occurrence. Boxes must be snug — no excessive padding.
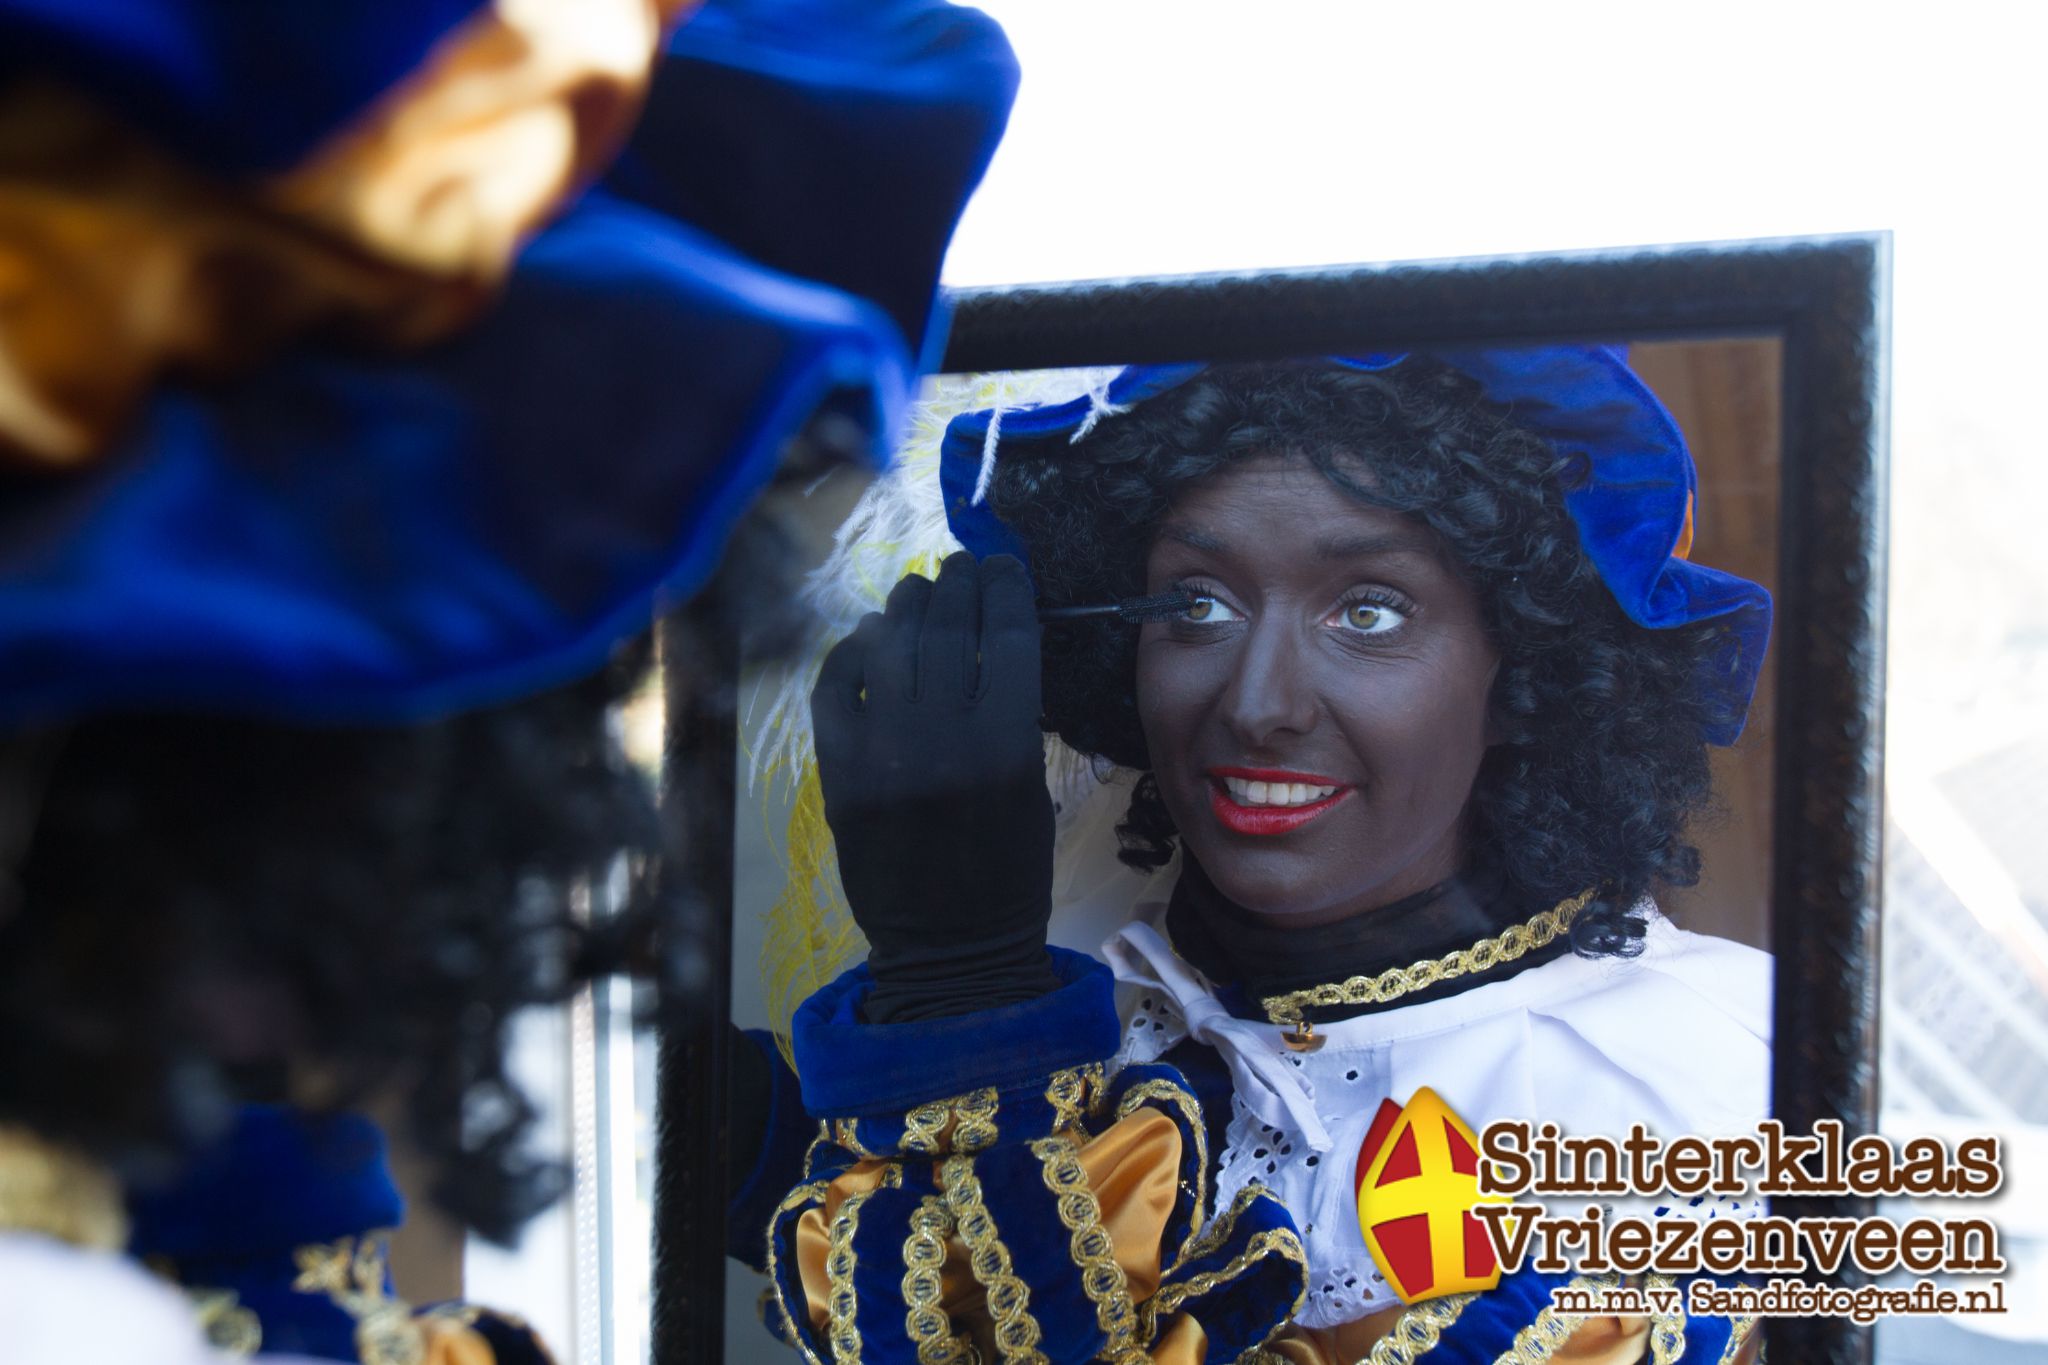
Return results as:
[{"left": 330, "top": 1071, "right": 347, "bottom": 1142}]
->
[
  {"left": 0, "top": 0, "right": 694, "bottom": 467},
  {"left": 940, "top": 1153, "right": 1047, "bottom": 1364},
  {"left": 0, "top": 1124, "right": 128, "bottom": 1249},
  {"left": 268, "top": 0, "right": 697, "bottom": 279},
  {"left": 1113, "top": 1077, "right": 1209, "bottom": 1267},
  {"left": 0, "top": 82, "right": 478, "bottom": 467},
  {"left": 1030, "top": 1134, "right": 1145, "bottom": 1363}
]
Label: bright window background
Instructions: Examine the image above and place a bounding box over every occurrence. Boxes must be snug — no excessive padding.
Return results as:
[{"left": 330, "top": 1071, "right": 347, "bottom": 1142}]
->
[{"left": 944, "top": 3, "right": 2048, "bottom": 1359}]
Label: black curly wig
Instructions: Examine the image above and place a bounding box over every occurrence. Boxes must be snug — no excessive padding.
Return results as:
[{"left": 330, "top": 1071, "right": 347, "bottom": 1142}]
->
[
  {"left": 988, "top": 359, "right": 1734, "bottom": 957},
  {"left": 0, "top": 635, "right": 674, "bottom": 1244}
]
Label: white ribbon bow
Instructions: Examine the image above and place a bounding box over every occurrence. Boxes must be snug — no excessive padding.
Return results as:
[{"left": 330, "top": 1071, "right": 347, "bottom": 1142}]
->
[{"left": 1103, "top": 921, "right": 1335, "bottom": 1153}]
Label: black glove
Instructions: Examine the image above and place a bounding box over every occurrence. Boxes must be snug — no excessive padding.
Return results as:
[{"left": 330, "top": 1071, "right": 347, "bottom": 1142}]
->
[{"left": 811, "top": 551, "right": 1059, "bottom": 1022}]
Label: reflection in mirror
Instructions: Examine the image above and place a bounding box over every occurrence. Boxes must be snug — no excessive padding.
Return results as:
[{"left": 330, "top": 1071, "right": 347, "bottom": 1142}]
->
[{"left": 720, "top": 341, "right": 1782, "bottom": 1362}]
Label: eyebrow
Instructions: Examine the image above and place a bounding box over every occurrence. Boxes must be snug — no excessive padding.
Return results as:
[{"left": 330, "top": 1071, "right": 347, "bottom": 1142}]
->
[
  {"left": 1311, "top": 531, "right": 1436, "bottom": 560},
  {"left": 1156, "top": 524, "right": 1435, "bottom": 560}
]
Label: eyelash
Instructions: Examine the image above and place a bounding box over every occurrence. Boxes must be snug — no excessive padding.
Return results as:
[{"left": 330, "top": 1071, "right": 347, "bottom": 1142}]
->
[{"left": 1165, "top": 581, "right": 1416, "bottom": 637}]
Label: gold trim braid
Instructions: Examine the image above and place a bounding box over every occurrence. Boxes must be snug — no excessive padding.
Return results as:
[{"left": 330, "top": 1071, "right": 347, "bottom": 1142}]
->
[
  {"left": 1366, "top": 1291, "right": 1478, "bottom": 1365},
  {"left": 827, "top": 1171, "right": 899, "bottom": 1365},
  {"left": 1030, "top": 1135, "right": 1144, "bottom": 1364},
  {"left": 941, "top": 1154, "right": 1047, "bottom": 1364},
  {"left": 0, "top": 1125, "right": 127, "bottom": 1250},
  {"left": 901, "top": 1195, "right": 976, "bottom": 1365},
  {"left": 1646, "top": 1272, "right": 1687, "bottom": 1364},
  {"left": 1260, "top": 890, "right": 1596, "bottom": 1024},
  {"left": 1487, "top": 1272, "right": 1619, "bottom": 1365}
]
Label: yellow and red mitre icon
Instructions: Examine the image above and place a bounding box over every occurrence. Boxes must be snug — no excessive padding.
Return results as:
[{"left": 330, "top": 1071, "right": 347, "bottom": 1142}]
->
[{"left": 1354, "top": 1088, "right": 1511, "bottom": 1303}]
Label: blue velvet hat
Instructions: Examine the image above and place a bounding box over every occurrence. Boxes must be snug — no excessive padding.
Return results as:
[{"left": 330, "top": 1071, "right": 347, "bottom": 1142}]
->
[
  {"left": 938, "top": 348, "right": 1771, "bottom": 745},
  {"left": 0, "top": 0, "right": 1016, "bottom": 728}
]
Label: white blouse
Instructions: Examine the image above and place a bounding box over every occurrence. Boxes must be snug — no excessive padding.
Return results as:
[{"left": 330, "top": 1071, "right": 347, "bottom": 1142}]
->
[{"left": 1103, "top": 904, "right": 1773, "bottom": 1328}]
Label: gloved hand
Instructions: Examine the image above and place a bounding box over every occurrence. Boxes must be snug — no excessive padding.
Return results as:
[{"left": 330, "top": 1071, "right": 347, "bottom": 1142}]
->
[{"left": 811, "top": 551, "right": 1058, "bottom": 1022}]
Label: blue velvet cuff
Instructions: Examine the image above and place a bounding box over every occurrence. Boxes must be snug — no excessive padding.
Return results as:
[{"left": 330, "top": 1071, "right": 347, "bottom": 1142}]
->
[{"left": 792, "top": 945, "right": 1119, "bottom": 1118}]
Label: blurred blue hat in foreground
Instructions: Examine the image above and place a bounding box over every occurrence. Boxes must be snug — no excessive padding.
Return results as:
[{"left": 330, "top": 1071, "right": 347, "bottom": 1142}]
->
[{"left": 0, "top": 0, "right": 1017, "bottom": 727}]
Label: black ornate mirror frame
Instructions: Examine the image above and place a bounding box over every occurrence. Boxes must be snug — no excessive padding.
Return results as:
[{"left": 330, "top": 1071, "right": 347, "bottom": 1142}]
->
[{"left": 654, "top": 233, "right": 1890, "bottom": 1365}]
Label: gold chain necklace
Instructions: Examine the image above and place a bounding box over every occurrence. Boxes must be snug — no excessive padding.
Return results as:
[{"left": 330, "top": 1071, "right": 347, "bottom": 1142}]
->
[{"left": 1262, "top": 889, "right": 1595, "bottom": 1051}]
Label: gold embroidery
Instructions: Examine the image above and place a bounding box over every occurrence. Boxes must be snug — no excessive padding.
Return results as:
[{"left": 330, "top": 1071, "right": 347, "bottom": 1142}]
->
[
  {"left": 941, "top": 1154, "right": 1047, "bottom": 1364},
  {"left": 188, "top": 1288, "right": 263, "bottom": 1357},
  {"left": 1488, "top": 1272, "right": 1619, "bottom": 1365},
  {"left": 1163, "top": 1181, "right": 1270, "bottom": 1280},
  {"left": 903, "top": 1101, "right": 951, "bottom": 1156},
  {"left": 1113, "top": 1078, "right": 1209, "bottom": 1262},
  {"left": 1138, "top": 1225, "right": 1308, "bottom": 1345},
  {"left": 833, "top": 1118, "right": 881, "bottom": 1161},
  {"left": 899, "top": 1088, "right": 1000, "bottom": 1156},
  {"left": 290, "top": 1233, "right": 425, "bottom": 1365},
  {"left": 0, "top": 1125, "right": 129, "bottom": 1250},
  {"left": 954, "top": 1088, "right": 999, "bottom": 1154},
  {"left": 1646, "top": 1273, "right": 1687, "bottom": 1363},
  {"left": 1260, "top": 891, "right": 1595, "bottom": 1025},
  {"left": 1043, "top": 1065, "right": 1102, "bottom": 1137},
  {"left": 827, "top": 1169, "right": 902, "bottom": 1365},
  {"left": 1716, "top": 1314, "right": 1759, "bottom": 1365},
  {"left": 1030, "top": 1135, "right": 1144, "bottom": 1364},
  {"left": 765, "top": 1180, "right": 835, "bottom": 1365},
  {"left": 902, "top": 1194, "right": 976, "bottom": 1365},
  {"left": 1365, "top": 1292, "right": 1478, "bottom": 1364}
]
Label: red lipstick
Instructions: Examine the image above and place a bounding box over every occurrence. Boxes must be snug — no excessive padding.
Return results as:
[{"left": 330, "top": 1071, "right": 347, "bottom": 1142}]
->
[{"left": 1207, "top": 767, "right": 1353, "bottom": 836}]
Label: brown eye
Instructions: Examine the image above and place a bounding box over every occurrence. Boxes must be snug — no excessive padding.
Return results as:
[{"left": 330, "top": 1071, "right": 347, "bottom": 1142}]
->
[
  {"left": 1330, "top": 598, "right": 1408, "bottom": 636},
  {"left": 1178, "top": 593, "right": 1241, "bottom": 624}
]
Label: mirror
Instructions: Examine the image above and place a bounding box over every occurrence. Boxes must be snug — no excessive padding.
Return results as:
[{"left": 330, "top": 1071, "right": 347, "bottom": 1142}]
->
[{"left": 657, "top": 235, "right": 1887, "bottom": 1365}]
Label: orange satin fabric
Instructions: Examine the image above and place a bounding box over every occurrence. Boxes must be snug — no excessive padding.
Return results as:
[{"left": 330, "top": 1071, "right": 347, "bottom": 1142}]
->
[
  {"left": 419, "top": 1315, "right": 502, "bottom": 1365},
  {"left": 795, "top": 1110, "right": 1186, "bottom": 1356},
  {"left": 268, "top": 0, "right": 697, "bottom": 278},
  {"left": 0, "top": 0, "right": 694, "bottom": 467}
]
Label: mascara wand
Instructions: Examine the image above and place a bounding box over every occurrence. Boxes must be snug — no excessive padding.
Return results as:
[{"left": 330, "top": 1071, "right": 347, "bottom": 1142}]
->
[{"left": 1039, "top": 589, "right": 1195, "bottom": 625}]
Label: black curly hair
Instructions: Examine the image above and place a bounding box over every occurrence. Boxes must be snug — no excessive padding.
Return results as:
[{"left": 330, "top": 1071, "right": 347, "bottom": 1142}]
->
[
  {"left": 0, "top": 636, "right": 674, "bottom": 1243},
  {"left": 988, "top": 358, "right": 1733, "bottom": 957}
]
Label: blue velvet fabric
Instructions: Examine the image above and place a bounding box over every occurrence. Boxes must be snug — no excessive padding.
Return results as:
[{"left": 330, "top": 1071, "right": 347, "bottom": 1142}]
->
[
  {"left": 128, "top": 1105, "right": 405, "bottom": 1361},
  {"left": 763, "top": 1044, "right": 1306, "bottom": 1363},
  {"left": 609, "top": 0, "right": 1019, "bottom": 368},
  {"left": 0, "top": 0, "right": 1016, "bottom": 728},
  {"left": 791, "top": 946, "right": 1120, "bottom": 1117},
  {"left": 940, "top": 348, "right": 1772, "bottom": 745},
  {"left": 725, "top": 1026, "right": 823, "bottom": 1272},
  {"left": 0, "top": 0, "right": 487, "bottom": 172}
]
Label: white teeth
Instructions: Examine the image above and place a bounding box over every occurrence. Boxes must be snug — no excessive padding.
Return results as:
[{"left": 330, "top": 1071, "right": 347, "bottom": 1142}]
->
[{"left": 1221, "top": 776, "right": 1340, "bottom": 807}]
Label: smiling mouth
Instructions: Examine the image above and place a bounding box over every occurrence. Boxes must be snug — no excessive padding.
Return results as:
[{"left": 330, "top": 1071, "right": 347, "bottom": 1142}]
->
[{"left": 1207, "top": 768, "right": 1353, "bottom": 835}]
